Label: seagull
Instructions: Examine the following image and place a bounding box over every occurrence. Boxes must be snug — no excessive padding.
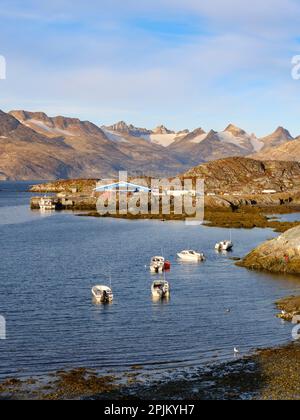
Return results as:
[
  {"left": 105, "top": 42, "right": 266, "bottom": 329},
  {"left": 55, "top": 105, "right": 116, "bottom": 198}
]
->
[
  {"left": 226, "top": 309, "right": 231, "bottom": 313},
  {"left": 281, "top": 310, "right": 287, "bottom": 315},
  {"left": 234, "top": 347, "right": 240, "bottom": 355}
]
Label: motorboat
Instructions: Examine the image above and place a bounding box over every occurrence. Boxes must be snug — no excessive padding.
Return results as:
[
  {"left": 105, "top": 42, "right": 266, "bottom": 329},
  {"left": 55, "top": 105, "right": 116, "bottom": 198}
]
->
[
  {"left": 39, "top": 196, "right": 56, "bottom": 211},
  {"left": 150, "top": 256, "right": 171, "bottom": 273},
  {"left": 177, "top": 250, "right": 205, "bottom": 262},
  {"left": 151, "top": 280, "right": 170, "bottom": 299},
  {"left": 215, "top": 240, "right": 233, "bottom": 252},
  {"left": 150, "top": 256, "right": 164, "bottom": 273},
  {"left": 91, "top": 285, "right": 113, "bottom": 303}
]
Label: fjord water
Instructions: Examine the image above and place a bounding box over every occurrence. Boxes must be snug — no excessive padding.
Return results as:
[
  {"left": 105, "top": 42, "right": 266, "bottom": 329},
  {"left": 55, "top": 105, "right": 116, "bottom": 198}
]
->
[{"left": 0, "top": 182, "right": 300, "bottom": 380}]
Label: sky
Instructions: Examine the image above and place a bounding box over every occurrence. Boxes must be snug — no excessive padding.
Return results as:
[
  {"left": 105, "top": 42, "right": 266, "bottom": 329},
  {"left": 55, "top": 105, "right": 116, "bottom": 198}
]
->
[{"left": 1, "top": 0, "right": 300, "bottom": 136}]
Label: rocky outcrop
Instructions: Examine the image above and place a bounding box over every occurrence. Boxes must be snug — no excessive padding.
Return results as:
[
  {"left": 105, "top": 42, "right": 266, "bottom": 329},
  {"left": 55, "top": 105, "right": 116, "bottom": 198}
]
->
[
  {"left": 103, "top": 121, "right": 152, "bottom": 137},
  {"left": 224, "top": 124, "right": 247, "bottom": 137},
  {"left": 276, "top": 296, "right": 300, "bottom": 323},
  {"left": 152, "top": 125, "right": 175, "bottom": 135},
  {"left": 238, "top": 225, "right": 300, "bottom": 274},
  {"left": 184, "top": 157, "right": 300, "bottom": 194},
  {"left": 30, "top": 179, "right": 97, "bottom": 193}
]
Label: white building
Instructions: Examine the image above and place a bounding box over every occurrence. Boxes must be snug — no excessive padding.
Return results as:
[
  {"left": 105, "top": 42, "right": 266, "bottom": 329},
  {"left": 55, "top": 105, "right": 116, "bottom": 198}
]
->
[{"left": 262, "top": 189, "right": 277, "bottom": 194}]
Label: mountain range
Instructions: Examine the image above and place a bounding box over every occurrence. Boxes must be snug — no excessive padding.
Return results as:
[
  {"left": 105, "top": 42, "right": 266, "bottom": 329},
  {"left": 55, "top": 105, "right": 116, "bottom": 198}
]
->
[{"left": 0, "top": 109, "right": 299, "bottom": 180}]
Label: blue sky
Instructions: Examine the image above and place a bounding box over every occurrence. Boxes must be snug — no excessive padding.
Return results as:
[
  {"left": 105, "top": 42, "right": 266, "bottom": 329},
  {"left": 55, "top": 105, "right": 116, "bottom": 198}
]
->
[{"left": 1, "top": 0, "right": 300, "bottom": 136}]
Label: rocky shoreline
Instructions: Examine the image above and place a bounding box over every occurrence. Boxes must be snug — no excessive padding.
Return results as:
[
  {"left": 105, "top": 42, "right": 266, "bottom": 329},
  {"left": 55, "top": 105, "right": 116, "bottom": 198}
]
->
[
  {"left": 78, "top": 206, "right": 300, "bottom": 233},
  {"left": 276, "top": 296, "right": 300, "bottom": 322},
  {"left": 0, "top": 342, "right": 299, "bottom": 400},
  {"left": 109, "top": 343, "right": 300, "bottom": 401},
  {"left": 204, "top": 206, "right": 300, "bottom": 233},
  {"left": 237, "top": 225, "right": 300, "bottom": 274},
  {"left": 29, "top": 179, "right": 300, "bottom": 232}
]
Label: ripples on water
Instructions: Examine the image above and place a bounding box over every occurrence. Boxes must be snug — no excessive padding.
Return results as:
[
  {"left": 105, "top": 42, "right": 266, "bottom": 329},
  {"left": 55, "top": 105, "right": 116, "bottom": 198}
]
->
[{"left": 0, "top": 181, "right": 300, "bottom": 379}]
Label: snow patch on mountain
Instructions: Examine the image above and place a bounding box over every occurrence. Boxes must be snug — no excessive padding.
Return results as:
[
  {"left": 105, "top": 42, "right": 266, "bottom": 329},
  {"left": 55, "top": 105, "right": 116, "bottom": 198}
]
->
[
  {"left": 140, "top": 133, "right": 179, "bottom": 147},
  {"left": 23, "top": 119, "right": 75, "bottom": 137},
  {"left": 217, "top": 129, "right": 263, "bottom": 152},
  {"left": 218, "top": 131, "right": 248, "bottom": 149},
  {"left": 102, "top": 128, "right": 129, "bottom": 143},
  {"left": 190, "top": 133, "right": 208, "bottom": 144}
]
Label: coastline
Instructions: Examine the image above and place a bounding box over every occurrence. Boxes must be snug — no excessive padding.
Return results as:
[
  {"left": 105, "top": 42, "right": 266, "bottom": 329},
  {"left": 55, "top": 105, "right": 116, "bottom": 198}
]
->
[
  {"left": 28, "top": 179, "right": 300, "bottom": 232},
  {"left": 79, "top": 206, "right": 300, "bottom": 234},
  {"left": 0, "top": 341, "right": 299, "bottom": 400}
]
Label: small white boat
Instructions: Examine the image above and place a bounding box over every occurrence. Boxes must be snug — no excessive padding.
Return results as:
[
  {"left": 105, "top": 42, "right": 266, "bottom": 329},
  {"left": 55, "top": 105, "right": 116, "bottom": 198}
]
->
[
  {"left": 177, "top": 250, "right": 205, "bottom": 262},
  {"left": 151, "top": 257, "right": 165, "bottom": 263},
  {"left": 215, "top": 240, "right": 233, "bottom": 252},
  {"left": 39, "top": 196, "right": 56, "bottom": 212},
  {"left": 150, "top": 256, "right": 171, "bottom": 273},
  {"left": 150, "top": 256, "right": 164, "bottom": 273},
  {"left": 151, "top": 280, "right": 170, "bottom": 299},
  {"left": 91, "top": 285, "right": 113, "bottom": 303}
]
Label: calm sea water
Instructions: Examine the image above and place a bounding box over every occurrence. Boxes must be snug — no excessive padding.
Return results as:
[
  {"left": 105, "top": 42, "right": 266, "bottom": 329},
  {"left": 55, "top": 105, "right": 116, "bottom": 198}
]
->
[
  {"left": 0, "top": 181, "right": 300, "bottom": 380},
  {"left": 274, "top": 213, "right": 300, "bottom": 222}
]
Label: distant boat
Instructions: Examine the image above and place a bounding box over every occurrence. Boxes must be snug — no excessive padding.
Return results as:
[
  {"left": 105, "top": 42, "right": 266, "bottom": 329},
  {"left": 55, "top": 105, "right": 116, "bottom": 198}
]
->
[
  {"left": 150, "top": 256, "right": 171, "bottom": 273},
  {"left": 215, "top": 241, "right": 233, "bottom": 252},
  {"left": 92, "top": 285, "right": 113, "bottom": 303},
  {"left": 177, "top": 250, "right": 205, "bottom": 262},
  {"left": 39, "top": 196, "right": 56, "bottom": 212},
  {"left": 151, "top": 280, "right": 170, "bottom": 299}
]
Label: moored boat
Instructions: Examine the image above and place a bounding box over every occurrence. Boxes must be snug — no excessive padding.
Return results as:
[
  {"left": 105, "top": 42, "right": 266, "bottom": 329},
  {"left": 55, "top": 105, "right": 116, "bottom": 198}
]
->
[
  {"left": 91, "top": 285, "right": 114, "bottom": 303},
  {"left": 151, "top": 280, "right": 170, "bottom": 299},
  {"left": 177, "top": 250, "right": 205, "bottom": 262},
  {"left": 215, "top": 240, "right": 233, "bottom": 252},
  {"left": 39, "top": 196, "right": 56, "bottom": 211},
  {"left": 150, "top": 256, "right": 171, "bottom": 273}
]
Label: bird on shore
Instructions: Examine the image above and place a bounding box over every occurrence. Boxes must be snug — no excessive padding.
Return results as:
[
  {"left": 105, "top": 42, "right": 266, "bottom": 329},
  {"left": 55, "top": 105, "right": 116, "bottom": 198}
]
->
[{"left": 234, "top": 347, "right": 240, "bottom": 355}]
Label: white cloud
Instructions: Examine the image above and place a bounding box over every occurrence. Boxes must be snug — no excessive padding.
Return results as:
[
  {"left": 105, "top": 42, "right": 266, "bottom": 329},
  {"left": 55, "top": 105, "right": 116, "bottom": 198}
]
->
[
  {"left": 2, "top": 0, "right": 300, "bottom": 31},
  {"left": 1, "top": 0, "right": 300, "bottom": 135}
]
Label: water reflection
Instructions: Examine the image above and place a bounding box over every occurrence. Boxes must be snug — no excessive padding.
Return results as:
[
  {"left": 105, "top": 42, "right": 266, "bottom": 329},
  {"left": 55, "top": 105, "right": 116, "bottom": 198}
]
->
[{"left": 152, "top": 296, "right": 171, "bottom": 304}]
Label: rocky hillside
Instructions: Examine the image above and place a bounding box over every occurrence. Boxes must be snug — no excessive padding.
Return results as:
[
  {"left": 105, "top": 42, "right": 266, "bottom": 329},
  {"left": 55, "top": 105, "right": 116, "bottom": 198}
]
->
[
  {"left": 238, "top": 225, "right": 300, "bottom": 274},
  {"left": 258, "top": 127, "right": 294, "bottom": 150},
  {"left": 1, "top": 111, "right": 190, "bottom": 180},
  {"left": 31, "top": 156, "right": 300, "bottom": 198},
  {"left": 252, "top": 137, "right": 300, "bottom": 162},
  {"left": 184, "top": 157, "right": 300, "bottom": 194},
  {"left": 0, "top": 110, "right": 79, "bottom": 180}
]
